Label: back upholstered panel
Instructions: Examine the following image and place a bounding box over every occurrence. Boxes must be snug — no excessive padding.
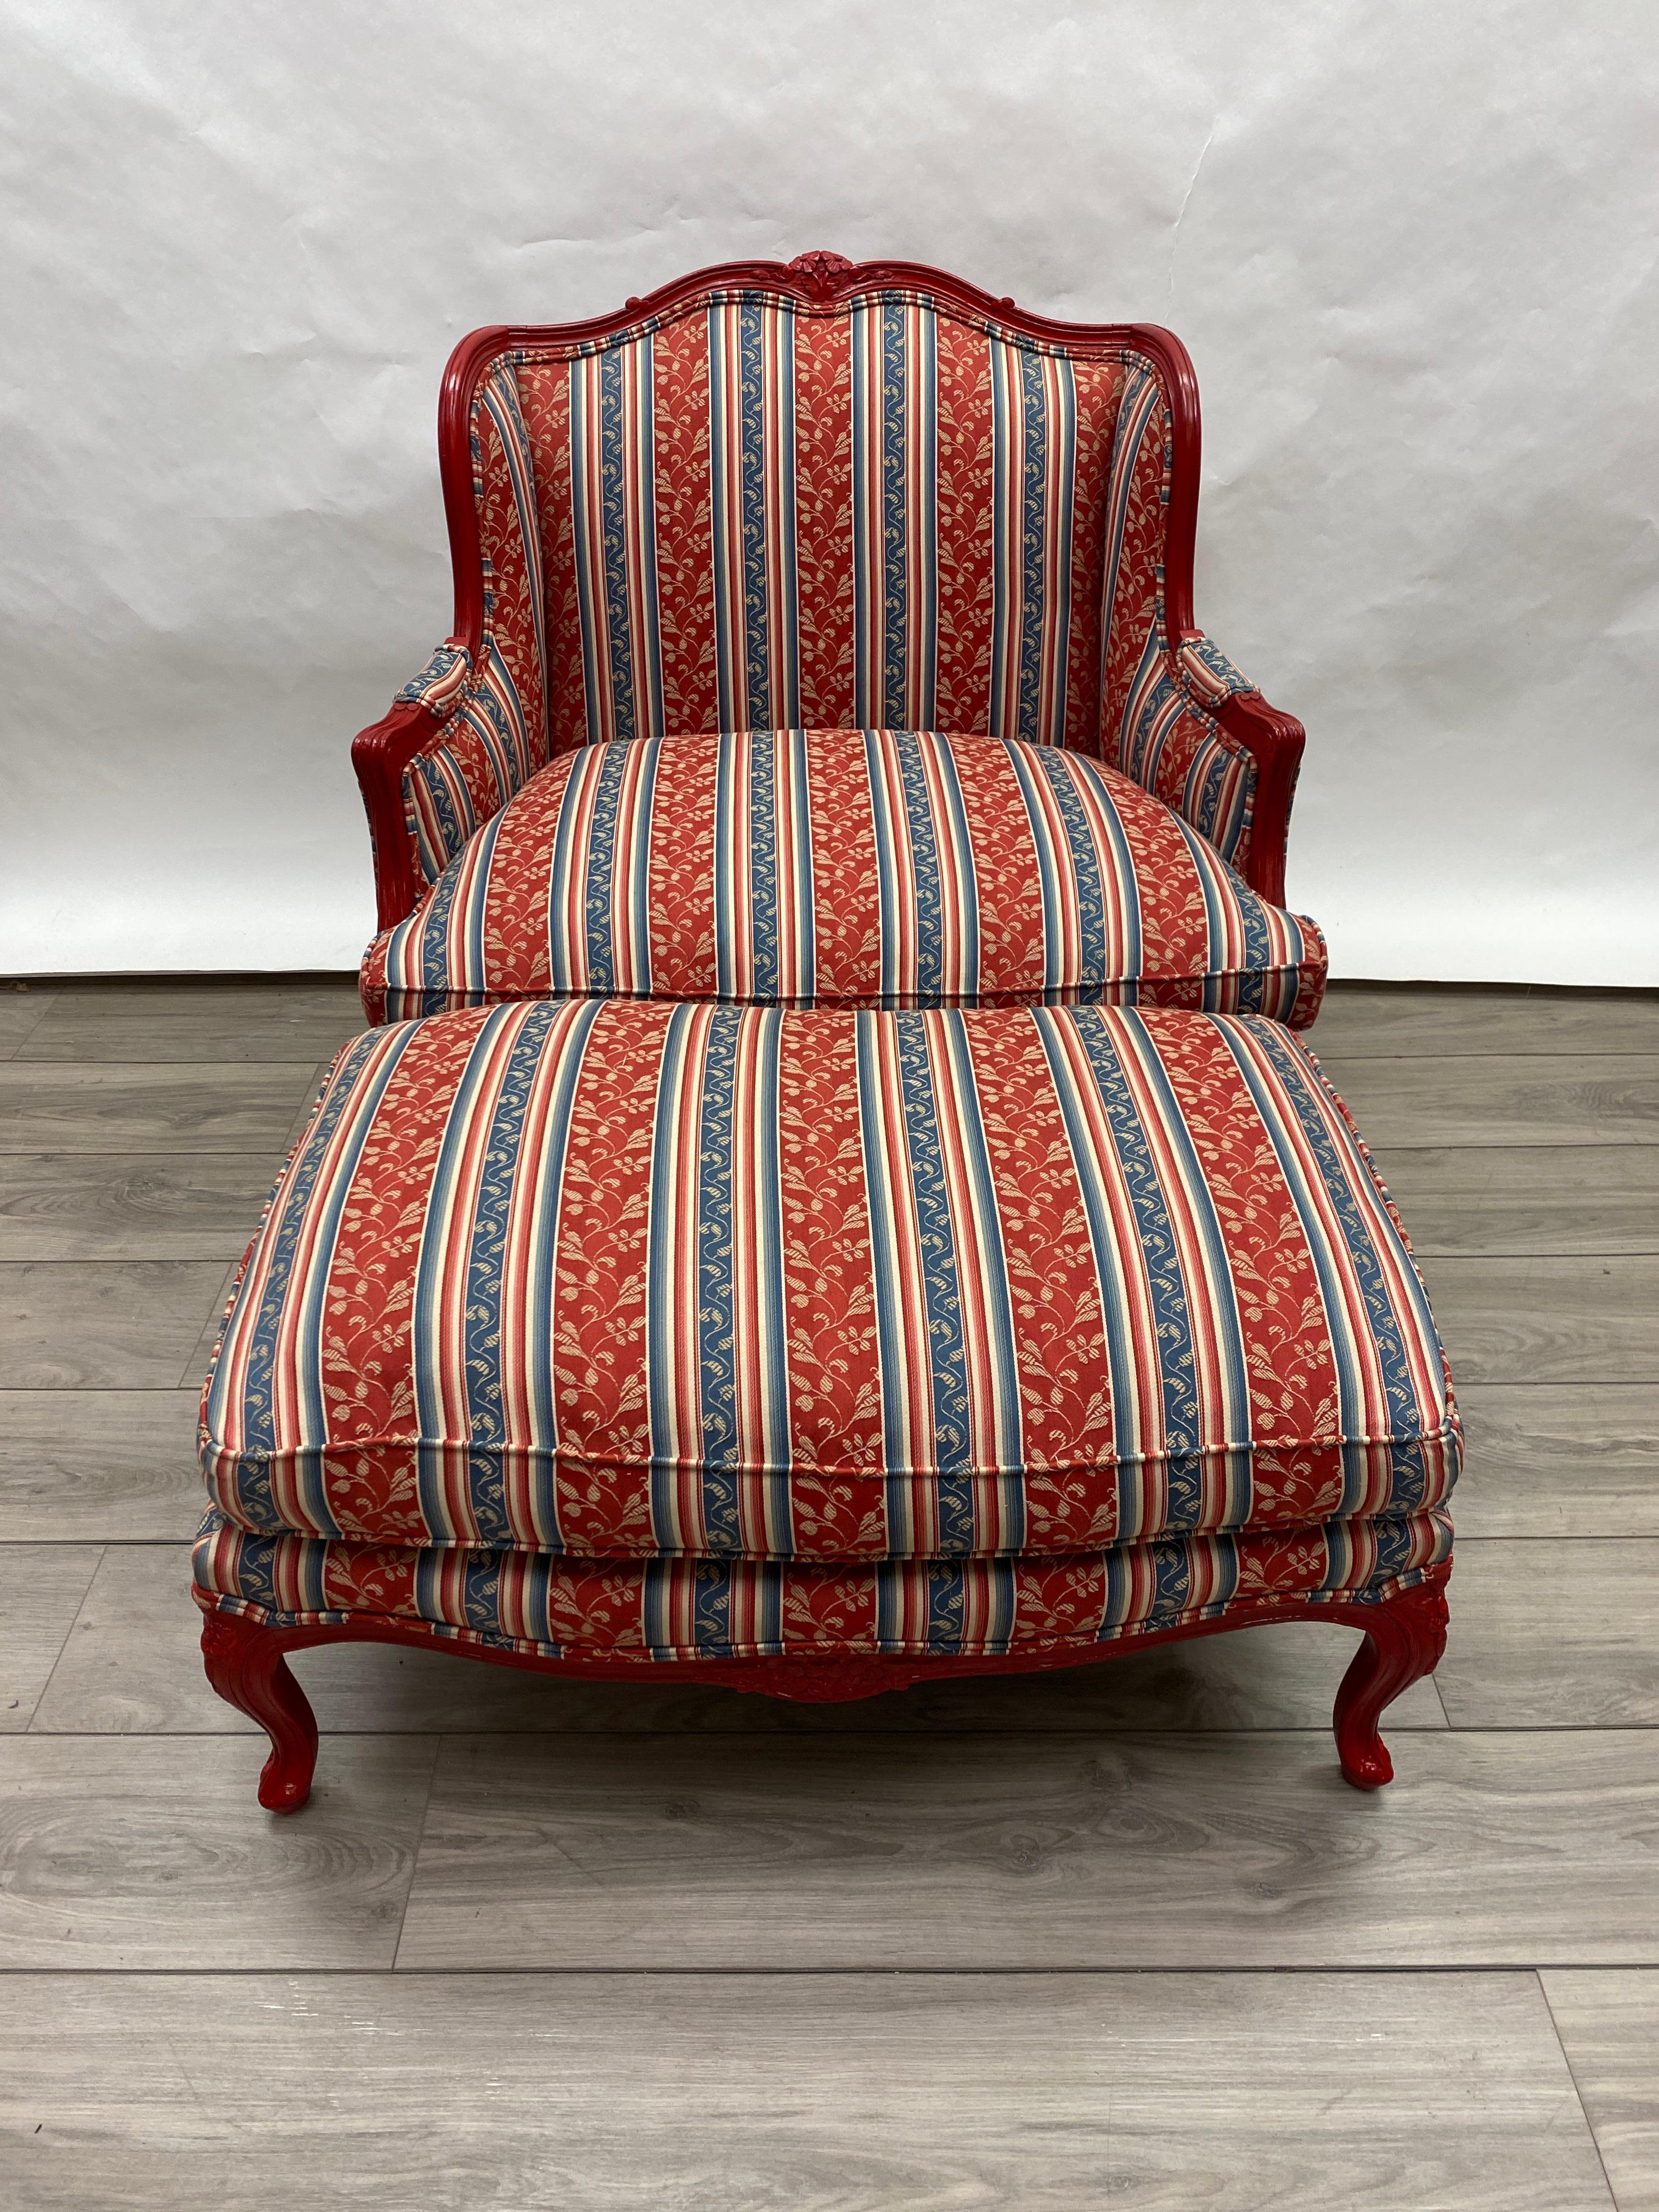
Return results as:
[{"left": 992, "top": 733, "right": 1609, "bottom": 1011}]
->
[{"left": 507, "top": 287, "right": 1141, "bottom": 754}]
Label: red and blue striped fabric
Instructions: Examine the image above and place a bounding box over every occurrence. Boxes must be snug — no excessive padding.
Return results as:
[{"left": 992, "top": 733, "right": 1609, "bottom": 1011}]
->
[
  {"left": 396, "top": 360, "right": 551, "bottom": 885},
  {"left": 391, "top": 292, "right": 1286, "bottom": 892},
  {"left": 201, "top": 1000, "right": 1457, "bottom": 1561},
  {"left": 195, "top": 1505, "right": 1453, "bottom": 1662},
  {"left": 400, "top": 636, "right": 541, "bottom": 885},
  {"left": 362, "top": 727, "right": 1325, "bottom": 1026},
  {"left": 1096, "top": 359, "right": 1263, "bottom": 868},
  {"left": 517, "top": 287, "right": 1124, "bottom": 755}
]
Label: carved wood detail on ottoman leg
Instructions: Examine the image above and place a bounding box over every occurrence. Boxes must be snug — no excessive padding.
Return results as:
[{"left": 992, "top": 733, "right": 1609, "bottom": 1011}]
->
[
  {"left": 200, "top": 1610, "right": 320, "bottom": 1814},
  {"left": 1331, "top": 1578, "right": 1451, "bottom": 1790}
]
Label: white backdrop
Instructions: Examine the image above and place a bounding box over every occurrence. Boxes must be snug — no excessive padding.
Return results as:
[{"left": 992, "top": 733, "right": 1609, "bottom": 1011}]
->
[{"left": 3, "top": 0, "right": 1655, "bottom": 983}]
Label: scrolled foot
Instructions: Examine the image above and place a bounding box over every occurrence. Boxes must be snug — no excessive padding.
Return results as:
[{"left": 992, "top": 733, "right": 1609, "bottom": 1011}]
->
[
  {"left": 1331, "top": 1578, "right": 1449, "bottom": 1791},
  {"left": 200, "top": 1607, "right": 320, "bottom": 1814}
]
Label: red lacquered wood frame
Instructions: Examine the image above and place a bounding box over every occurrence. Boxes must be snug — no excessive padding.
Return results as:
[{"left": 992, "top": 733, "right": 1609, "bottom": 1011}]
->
[
  {"left": 199, "top": 1567, "right": 1447, "bottom": 1814},
  {"left": 352, "top": 250, "right": 1306, "bottom": 933}
]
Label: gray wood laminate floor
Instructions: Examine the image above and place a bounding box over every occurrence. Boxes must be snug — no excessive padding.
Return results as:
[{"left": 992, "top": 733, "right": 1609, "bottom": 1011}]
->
[{"left": 0, "top": 974, "right": 1655, "bottom": 2211}]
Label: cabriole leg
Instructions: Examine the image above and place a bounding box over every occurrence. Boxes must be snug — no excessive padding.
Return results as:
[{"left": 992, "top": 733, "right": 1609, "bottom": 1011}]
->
[
  {"left": 200, "top": 1609, "right": 319, "bottom": 1813},
  {"left": 1332, "top": 1578, "right": 1449, "bottom": 1790}
]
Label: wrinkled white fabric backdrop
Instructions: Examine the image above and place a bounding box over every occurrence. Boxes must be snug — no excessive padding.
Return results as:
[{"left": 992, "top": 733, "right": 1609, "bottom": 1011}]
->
[{"left": 3, "top": 0, "right": 1655, "bottom": 981}]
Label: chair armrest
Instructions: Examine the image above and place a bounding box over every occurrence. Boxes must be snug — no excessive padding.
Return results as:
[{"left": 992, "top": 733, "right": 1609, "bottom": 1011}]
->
[
  {"left": 1172, "top": 631, "right": 1306, "bottom": 908},
  {"left": 351, "top": 635, "right": 537, "bottom": 932},
  {"left": 1122, "top": 630, "right": 1306, "bottom": 908}
]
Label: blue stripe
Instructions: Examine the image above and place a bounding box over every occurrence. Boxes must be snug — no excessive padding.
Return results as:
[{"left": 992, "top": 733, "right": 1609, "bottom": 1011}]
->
[
  {"left": 1145, "top": 1538, "right": 1194, "bottom": 1627},
  {"left": 1112, "top": 1007, "right": 1254, "bottom": 1524},
  {"left": 737, "top": 298, "right": 777, "bottom": 726},
  {"left": 1031, "top": 1009, "right": 1146, "bottom": 1538},
  {"left": 891, "top": 1016, "right": 973, "bottom": 1503},
  {"left": 1032, "top": 749, "right": 1113, "bottom": 1000},
  {"left": 752, "top": 1009, "right": 792, "bottom": 1521},
  {"left": 523, "top": 998, "right": 604, "bottom": 1549},
  {"left": 693, "top": 1558, "right": 730, "bottom": 1651},
  {"left": 459, "top": 1003, "right": 566, "bottom": 1545},
  {"left": 1066, "top": 1008, "right": 1205, "bottom": 1528},
  {"left": 569, "top": 365, "right": 606, "bottom": 744},
  {"left": 412, "top": 1007, "right": 520, "bottom": 1539},
  {"left": 417, "top": 808, "right": 505, "bottom": 1011},
  {"left": 693, "top": 1006, "right": 743, "bottom": 1550},
  {"left": 409, "top": 748, "right": 470, "bottom": 882},
  {"left": 917, "top": 313, "right": 938, "bottom": 727},
  {"left": 855, "top": 1015, "right": 925, "bottom": 1482},
  {"left": 789, "top": 727, "right": 817, "bottom": 1005},
  {"left": 1015, "top": 347, "right": 1048, "bottom": 741},
  {"left": 634, "top": 346, "right": 663, "bottom": 738},
  {"left": 988, "top": 348, "right": 1013, "bottom": 736},
  {"left": 628, "top": 737, "right": 662, "bottom": 989},
  {"left": 851, "top": 304, "right": 875, "bottom": 719},
  {"left": 709, "top": 313, "right": 738, "bottom": 729},
  {"left": 580, "top": 737, "right": 637, "bottom": 992},
  {"left": 880, "top": 298, "right": 909, "bottom": 720},
  {"left": 747, "top": 729, "right": 780, "bottom": 1001},
  {"left": 713, "top": 735, "right": 739, "bottom": 1000},
  {"left": 892, "top": 731, "right": 946, "bottom": 1000},
  {"left": 597, "top": 341, "right": 642, "bottom": 742},
  {"left": 862, "top": 727, "right": 901, "bottom": 1005},
  {"left": 646, "top": 1005, "right": 702, "bottom": 1541},
  {"left": 924, "top": 1559, "right": 966, "bottom": 1651}
]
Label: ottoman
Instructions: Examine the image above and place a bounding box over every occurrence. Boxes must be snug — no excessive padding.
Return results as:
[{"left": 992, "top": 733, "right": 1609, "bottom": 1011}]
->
[{"left": 195, "top": 998, "right": 1457, "bottom": 1809}]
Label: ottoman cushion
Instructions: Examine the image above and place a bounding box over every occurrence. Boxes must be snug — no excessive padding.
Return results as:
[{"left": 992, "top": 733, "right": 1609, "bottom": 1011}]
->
[
  {"left": 201, "top": 998, "right": 1458, "bottom": 1563},
  {"left": 362, "top": 729, "right": 1325, "bottom": 1027}
]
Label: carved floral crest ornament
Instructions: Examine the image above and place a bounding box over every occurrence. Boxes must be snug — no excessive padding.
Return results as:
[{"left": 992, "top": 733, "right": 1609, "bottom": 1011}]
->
[{"left": 787, "top": 247, "right": 856, "bottom": 297}]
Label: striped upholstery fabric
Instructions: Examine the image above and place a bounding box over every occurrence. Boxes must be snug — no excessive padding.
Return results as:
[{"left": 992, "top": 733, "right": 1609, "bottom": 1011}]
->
[
  {"left": 400, "top": 637, "right": 543, "bottom": 885},
  {"left": 385, "top": 287, "right": 1289, "bottom": 896},
  {"left": 196, "top": 1507, "right": 1453, "bottom": 1662},
  {"left": 1119, "top": 631, "right": 1260, "bottom": 868},
  {"left": 516, "top": 290, "right": 1126, "bottom": 756},
  {"left": 200, "top": 1000, "right": 1458, "bottom": 1563},
  {"left": 396, "top": 362, "right": 551, "bottom": 886},
  {"left": 362, "top": 728, "right": 1325, "bottom": 1026},
  {"left": 1097, "top": 356, "right": 1264, "bottom": 867}
]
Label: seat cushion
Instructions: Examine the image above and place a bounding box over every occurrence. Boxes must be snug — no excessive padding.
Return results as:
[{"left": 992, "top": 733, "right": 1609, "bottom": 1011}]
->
[
  {"left": 201, "top": 998, "right": 1457, "bottom": 1561},
  {"left": 362, "top": 729, "right": 1325, "bottom": 1026},
  {"left": 195, "top": 1509, "right": 1452, "bottom": 1663}
]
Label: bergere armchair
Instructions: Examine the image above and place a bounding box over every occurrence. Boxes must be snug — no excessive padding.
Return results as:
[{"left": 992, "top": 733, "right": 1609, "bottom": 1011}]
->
[{"left": 195, "top": 254, "right": 1454, "bottom": 1810}]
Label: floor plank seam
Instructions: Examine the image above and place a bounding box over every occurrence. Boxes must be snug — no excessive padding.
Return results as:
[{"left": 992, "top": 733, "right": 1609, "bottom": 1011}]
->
[
  {"left": 1537, "top": 1971, "right": 1625, "bottom": 2209},
  {"left": 4, "top": 1961, "right": 1659, "bottom": 1977},
  {"left": 388, "top": 1738, "right": 443, "bottom": 1972},
  {"left": 22, "top": 1543, "right": 105, "bottom": 1727}
]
